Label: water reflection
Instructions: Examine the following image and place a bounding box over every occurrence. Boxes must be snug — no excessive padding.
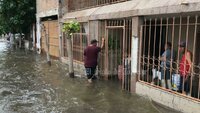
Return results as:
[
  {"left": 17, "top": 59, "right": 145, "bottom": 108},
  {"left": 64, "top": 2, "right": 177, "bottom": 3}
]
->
[{"left": 0, "top": 42, "right": 178, "bottom": 113}]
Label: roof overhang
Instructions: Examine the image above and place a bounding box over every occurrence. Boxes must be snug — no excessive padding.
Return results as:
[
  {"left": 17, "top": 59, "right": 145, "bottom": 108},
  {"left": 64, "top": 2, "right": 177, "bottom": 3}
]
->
[{"left": 62, "top": 0, "right": 200, "bottom": 22}]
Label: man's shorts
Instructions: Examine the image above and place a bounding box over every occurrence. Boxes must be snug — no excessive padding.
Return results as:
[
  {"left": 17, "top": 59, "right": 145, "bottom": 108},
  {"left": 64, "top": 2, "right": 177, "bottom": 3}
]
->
[{"left": 85, "top": 67, "right": 96, "bottom": 79}]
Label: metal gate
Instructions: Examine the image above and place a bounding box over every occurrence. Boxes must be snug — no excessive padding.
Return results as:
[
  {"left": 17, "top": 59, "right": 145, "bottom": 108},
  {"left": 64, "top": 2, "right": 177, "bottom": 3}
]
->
[
  {"left": 105, "top": 27, "right": 124, "bottom": 79},
  {"left": 99, "top": 19, "right": 132, "bottom": 91},
  {"left": 41, "top": 20, "right": 59, "bottom": 57}
]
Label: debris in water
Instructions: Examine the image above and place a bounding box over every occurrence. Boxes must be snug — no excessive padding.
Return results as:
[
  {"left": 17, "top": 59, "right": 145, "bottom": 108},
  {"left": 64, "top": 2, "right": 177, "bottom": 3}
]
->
[
  {"left": 1, "top": 90, "right": 13, "bottom": 96},
  {"left": 75, "top": 74, "right": 82, "bottom": 78}
]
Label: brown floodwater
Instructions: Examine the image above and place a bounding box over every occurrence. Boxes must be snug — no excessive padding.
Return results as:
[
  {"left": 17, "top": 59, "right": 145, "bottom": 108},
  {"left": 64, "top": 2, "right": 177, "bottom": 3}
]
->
[{"left": 0, "top": 42, "right": 179, "bottom": 113}]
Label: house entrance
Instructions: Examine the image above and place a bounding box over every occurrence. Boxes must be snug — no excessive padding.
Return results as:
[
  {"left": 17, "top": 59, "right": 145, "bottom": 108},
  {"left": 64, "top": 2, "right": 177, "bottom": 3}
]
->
[{"left": 99, "top": 19, "right": 132, "bottom": 91}]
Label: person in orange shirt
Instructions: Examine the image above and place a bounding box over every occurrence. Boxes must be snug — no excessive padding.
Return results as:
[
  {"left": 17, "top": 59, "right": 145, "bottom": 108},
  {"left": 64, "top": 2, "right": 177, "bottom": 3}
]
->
[{"left": 179, "top": 42, "right": 192, "bottom": 95}]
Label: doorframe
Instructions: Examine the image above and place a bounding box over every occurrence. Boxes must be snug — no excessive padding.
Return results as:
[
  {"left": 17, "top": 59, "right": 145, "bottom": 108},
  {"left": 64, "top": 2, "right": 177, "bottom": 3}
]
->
[{"left": 104, "top": 20, "right": 125, "bottom": 79}]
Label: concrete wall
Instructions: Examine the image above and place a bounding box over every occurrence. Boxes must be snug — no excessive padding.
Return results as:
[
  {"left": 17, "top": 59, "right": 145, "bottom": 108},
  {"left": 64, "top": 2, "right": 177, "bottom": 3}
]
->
[
  {"left": 61, "top": 57, "right": 86, "bottom": 76},
  {"left": 89, "top": 21, "right": 99, "bottom": 41},
  {"left": 37, "top": 0, "right": 58, "bottom": 13},
  {"left": 88, "top": 20, "right": 105, "bottom": 45},
  {"left": 136, "top": 82, "right": 200, "bottom": 113},
  {"left": 131, "top": 17, "right": 143, "bottom": 93},
  {"left": 36, "top": 0, "right": 59, "bottom": 52},
  {"left": 36, "top": 0, "right": 58, "bottom": 19}
]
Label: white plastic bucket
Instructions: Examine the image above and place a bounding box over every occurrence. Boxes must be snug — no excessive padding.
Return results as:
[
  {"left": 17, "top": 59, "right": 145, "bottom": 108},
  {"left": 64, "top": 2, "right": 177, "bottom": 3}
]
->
[{"left": 172, "top": 74, "right": 181, "bottom": 91}]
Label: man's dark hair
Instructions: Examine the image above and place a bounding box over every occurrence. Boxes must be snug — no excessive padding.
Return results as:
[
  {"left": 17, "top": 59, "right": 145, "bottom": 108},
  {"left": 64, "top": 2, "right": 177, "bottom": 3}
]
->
[
  {"left": 90, "top": 39, "right": 98, "bottom": 44},
  {"left": 179, "top": 41, "right": 186, "bottom": 48},
  {"left": 166, "top": 42, "right": 172, "bottom": 49}
]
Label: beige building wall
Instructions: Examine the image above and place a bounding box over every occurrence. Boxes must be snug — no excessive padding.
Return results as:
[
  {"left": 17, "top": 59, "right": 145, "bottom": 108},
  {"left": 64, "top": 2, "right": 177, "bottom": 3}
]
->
[
  {"left": 37, "top": 0, "right": 58, "bottom": 13},
  {"left": 36, "top": 0, "right": 59, "bottom": 53}
]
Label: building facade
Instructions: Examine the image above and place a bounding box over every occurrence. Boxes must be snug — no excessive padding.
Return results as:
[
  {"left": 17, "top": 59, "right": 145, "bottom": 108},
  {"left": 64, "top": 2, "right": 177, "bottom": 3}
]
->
[
  {"left": 36, "top": 0, "right": 60, "bottom": 57},
  {"left": 36, "top": 0, "right": 200, "bottom": 112}
]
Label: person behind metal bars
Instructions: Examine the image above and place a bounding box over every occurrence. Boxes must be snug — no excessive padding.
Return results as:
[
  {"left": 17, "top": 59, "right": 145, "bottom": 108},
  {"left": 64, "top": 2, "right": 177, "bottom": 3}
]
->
[
  {"left": 160, "top": 42, "right": 173, "bottom": 89},
  {"left": 84, "top": 38, "right": 105, "bottom": 83},
  {"left": 179, "top": 41, "right": 192, "bottom": 95}
]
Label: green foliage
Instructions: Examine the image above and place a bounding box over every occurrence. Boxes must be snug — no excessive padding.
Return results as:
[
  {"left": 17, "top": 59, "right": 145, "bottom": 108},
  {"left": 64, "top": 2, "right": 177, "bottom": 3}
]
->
[
  {"left": 0, "top": 0, "right": 36, "bottom": 34},
  {"left": 62, "top": 21, "right": 80, "bottom": 37}
]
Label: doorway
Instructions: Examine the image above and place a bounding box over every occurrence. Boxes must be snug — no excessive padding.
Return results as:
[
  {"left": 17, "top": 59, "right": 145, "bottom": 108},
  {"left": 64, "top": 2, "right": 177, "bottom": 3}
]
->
[
  {"left": 98, "top": 19, "right": 132, "bottom": 91},
  {"left": 104, "top": 28, "right": 124, "bottom": 79}
]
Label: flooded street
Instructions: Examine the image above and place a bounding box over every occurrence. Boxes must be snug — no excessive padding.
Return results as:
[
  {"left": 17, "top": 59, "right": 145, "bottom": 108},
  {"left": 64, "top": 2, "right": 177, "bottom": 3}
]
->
[{"left": 0, "top": 42, "right": 178, "bottom": 113}]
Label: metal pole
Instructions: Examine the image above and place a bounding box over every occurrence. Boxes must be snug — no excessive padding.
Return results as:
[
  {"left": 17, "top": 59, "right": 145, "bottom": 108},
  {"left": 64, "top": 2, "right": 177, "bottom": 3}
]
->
[
  {"left": 47, "top": 20, "right": 51, "bottom": 66},
  {"left": 152, "top": 18, "right": 157, "bottom": 83},
  {"left": 142, "top": 19, "right": 147, "bottom": 82},
  {"left": 170, "top": 17, "right": 175, "bottom": 85},
  {"left": 190, "top": 16, "right": 198, "bottom": 96},
  {"left": 58, "top": 0, "right": 63, "bottom": 58},
  {"left": 147, "top": 19, "right": 152, "bottom": 83},
  {"left": 158, "top": 18, "right": 163, "bottom": 85},
  {"left": 139, "top": 26, "right": 143, "bottom": 81},
  {"left": 43, "top": 21, "right": 51, "bottom": 66}
]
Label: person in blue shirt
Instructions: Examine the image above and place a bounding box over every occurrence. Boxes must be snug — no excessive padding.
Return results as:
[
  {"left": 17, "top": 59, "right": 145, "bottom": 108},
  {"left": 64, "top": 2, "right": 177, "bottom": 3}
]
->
[{"left": 160, "top": 42, "right": 173, "bottom": 89}]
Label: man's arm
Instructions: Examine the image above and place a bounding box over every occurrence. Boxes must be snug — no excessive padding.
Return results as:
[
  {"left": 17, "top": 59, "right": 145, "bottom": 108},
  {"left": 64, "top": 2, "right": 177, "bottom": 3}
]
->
[
  {"left": 186, "top": 51, "right": 192, "bottom": 72},
  {"left": 100, "top": 38, "right": 105, "bottom": 49},
  {"left": 183, "top": 52, "right": 192, "bottom": 82},
  {"left": 160, "top": 56, "right": 166, "bottom": 61},
  {"left": 160, "top": 51, "right": 166, "bottom": 61},
  {"left": 83, "top": 48, "right": 86, "bottom": 61}
]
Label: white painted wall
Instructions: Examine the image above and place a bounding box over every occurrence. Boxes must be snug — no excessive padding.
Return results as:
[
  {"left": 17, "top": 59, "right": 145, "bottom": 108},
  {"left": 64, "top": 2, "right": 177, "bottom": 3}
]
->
[{"left": 131, "top": 36, "right": 139, "bottom": 73}]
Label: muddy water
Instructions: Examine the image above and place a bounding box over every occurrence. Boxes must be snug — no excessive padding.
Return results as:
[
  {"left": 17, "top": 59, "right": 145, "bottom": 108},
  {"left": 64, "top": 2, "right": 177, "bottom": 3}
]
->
[{"left": 0, "top": 42, "right": 178, "bottom": 113}]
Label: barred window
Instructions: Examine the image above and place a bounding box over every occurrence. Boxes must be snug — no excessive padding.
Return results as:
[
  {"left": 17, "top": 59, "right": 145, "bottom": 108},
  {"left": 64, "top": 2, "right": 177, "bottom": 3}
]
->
[{"left": 139, "top": 16, "right": 200, "bottom": 100}]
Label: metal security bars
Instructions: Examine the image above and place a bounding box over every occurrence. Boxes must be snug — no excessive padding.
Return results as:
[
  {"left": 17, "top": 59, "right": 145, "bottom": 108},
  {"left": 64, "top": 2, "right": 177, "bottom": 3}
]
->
[
  {"left": 72, "top": 33, "right": 89, "bottom": 63},
  {"left": 63, "top": 23, "right": 89, "bottom": 63},
  {"left": 139, "top": 15, "right": 200, "bottom": 100},
  {"left": 68, "top": 0, "right": 130, "bottom": 12}
]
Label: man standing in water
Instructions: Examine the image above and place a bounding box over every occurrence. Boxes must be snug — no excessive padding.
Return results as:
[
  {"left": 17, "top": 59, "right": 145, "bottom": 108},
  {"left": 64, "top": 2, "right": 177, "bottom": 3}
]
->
[{"left": 84, "top": 38, "right": 105, "bottom": 83}]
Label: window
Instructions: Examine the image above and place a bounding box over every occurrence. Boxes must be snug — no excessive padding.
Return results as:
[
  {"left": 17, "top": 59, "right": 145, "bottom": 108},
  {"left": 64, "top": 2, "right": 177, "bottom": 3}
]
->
[{"left": 139, "top": 16, "right": 200, "bottom": 100}]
